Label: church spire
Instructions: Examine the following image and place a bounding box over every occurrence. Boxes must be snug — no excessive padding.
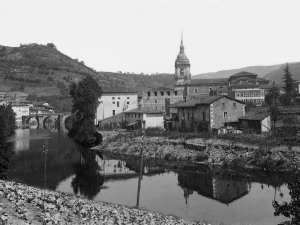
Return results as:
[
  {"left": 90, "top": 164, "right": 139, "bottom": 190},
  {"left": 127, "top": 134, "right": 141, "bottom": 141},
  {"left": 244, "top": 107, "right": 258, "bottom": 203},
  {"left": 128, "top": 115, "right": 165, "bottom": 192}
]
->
[
  {"left": 180, "top": 31, "right": 185, "bottom": 53},
  {"left": 181, "top": 31, "right": 183, "bottom": 45}
]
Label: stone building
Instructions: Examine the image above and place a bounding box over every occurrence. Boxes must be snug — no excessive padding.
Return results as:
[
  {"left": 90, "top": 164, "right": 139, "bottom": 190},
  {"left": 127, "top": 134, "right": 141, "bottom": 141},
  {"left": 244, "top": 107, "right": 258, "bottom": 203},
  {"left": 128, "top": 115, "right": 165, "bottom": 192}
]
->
[{"left": 170, "top": 95, "right": 245, "bottom": 133}]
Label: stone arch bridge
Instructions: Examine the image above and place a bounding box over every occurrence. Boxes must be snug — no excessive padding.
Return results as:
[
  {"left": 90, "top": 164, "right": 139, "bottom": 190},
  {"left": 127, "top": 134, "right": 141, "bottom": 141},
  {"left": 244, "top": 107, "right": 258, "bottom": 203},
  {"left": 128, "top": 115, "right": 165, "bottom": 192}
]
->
[{"left": 22, "top": 113, "right": 72, "bottom": 130}]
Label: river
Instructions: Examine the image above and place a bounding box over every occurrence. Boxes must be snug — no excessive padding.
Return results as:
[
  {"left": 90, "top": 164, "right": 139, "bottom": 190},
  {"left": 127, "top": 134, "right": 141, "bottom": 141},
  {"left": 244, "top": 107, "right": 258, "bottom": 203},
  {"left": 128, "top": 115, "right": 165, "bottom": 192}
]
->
[{"left": 4, "top": 118, "right": 292, "bottom": 225}]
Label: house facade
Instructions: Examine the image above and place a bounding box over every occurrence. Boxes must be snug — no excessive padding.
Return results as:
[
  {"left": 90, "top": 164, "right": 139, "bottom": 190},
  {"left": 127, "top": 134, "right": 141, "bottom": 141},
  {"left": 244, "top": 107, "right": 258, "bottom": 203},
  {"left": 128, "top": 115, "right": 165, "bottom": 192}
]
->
[
  {"left": 124, "top": 107, "right": 164, "bottom": 130},
  {"left": 96, "top": 91, "right": 140, "bottom": 124},
  {"left": 30, "top": 101, "right": 55, "bottom": 114},
  {"left": 171, "top": 96, "right": 245, "bottom": 132},
  {"left": 142, "top": 89, "right": 184, "bottom": 112}
]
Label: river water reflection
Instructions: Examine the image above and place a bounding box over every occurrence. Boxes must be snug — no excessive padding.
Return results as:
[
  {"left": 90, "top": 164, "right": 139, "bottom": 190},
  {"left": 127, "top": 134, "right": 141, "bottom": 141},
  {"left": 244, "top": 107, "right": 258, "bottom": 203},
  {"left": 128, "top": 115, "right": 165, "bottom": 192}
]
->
[{"left": 5, "top": 120, "right": 292, "bottom": 225}]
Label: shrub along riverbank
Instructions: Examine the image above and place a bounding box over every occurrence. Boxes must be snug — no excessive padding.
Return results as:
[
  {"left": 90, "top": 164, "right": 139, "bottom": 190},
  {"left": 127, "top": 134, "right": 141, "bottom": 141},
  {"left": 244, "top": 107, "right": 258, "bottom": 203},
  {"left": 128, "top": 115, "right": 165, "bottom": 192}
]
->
[{"left": 93, "top": 129, "right": 300, "bottom": 173}]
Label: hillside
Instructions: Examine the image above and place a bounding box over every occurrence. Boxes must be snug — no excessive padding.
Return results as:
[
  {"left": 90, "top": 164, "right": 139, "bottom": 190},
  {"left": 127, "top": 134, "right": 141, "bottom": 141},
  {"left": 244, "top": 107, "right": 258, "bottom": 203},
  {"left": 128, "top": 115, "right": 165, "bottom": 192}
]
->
[
  {"left": 263, "top": 62, "right": 300, "bottom": 84},
  {"left": 0, "top": 43, "right": 100, "bottom": 96},
  {"left": 192, "top": 64, "right": 283, "bottom": 79},
  {"left": 97, "top": 71, "right": 174, "bottom": 92},
  {"left": 0, "top": 43, "right": 176, "bottom": 111}
]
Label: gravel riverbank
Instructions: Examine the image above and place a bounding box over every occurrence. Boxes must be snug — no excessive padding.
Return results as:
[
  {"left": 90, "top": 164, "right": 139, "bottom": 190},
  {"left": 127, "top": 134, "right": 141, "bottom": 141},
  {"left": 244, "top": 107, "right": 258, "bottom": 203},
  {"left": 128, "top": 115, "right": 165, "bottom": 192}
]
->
[
  {"left": 93, "top": 135, "right": 300, "bottom": 172},
  {"left": 0, "top": 180, "right": 206, "bottom": 225}
]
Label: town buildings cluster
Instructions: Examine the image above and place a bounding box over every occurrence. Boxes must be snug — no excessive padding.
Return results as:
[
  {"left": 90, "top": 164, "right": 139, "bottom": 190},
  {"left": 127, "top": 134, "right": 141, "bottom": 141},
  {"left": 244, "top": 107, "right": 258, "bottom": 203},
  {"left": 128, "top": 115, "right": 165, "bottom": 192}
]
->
[
  {"left": 0, "top": 91, "right": 55, "bottom": 126},
  {"left": 96, "top": 35, "right": 273, "bottom": 134}
]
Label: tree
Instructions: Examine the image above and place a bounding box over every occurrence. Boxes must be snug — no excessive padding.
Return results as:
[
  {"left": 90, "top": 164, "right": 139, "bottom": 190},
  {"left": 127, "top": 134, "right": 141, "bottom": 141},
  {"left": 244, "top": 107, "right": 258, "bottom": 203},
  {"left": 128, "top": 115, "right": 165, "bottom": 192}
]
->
[
  {"left": 0, "top": 105, "right": 16, "bottom": 177},
  {"left": 265, "top": 82, "right": 281, "bottom": 130},
  {"left": 273, "top": 170, "right": 300, "bottom": 225},
  {"left": 46, "top": 43, "right": 57, "bottom": 49},
  {"left": 265, "top": 82, "right": 280, "bottom": 107},
  {"left": 69, "top": 76, "right": 102, "bottom": 146},
  {"left": 281, "top": 63, "right": 297, "bottom": 106},
  {"left": 245, "top": 101, "right": 257, "bottom": 112}
]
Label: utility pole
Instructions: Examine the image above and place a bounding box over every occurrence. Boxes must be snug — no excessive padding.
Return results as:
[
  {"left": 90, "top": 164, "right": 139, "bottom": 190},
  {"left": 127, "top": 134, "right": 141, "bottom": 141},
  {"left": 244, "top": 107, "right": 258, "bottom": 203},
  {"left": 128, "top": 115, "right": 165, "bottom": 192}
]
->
[{"left": 136, "top": 121, "right": 145, "bottom": 208}]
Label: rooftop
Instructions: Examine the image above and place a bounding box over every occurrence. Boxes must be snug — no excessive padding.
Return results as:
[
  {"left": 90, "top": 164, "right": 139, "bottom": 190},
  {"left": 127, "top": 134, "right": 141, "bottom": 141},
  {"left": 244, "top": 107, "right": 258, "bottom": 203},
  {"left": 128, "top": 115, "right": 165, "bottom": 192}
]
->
[
  {"left": 176, "top": 96, "right": 223, "bottom": 108},
  {"left": 189, "top": 78, "right": 228, "bottom": 85},
  {"left": 125, "top": 107, "right": 163, "bottom": 114},
  {"left": 239, "top": 111, "right": 271, "bottom": 121}
]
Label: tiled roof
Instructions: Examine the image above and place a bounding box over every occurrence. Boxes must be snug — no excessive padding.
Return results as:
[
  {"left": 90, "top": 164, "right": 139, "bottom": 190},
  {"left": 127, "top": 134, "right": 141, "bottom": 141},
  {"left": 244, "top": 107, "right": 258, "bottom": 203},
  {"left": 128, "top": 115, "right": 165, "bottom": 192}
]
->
[
  {"left": 239, "top": 112, "right": 270, "bottom": 121},
  {"left": 189, "top": 78, "right": 228, "bottom": 85},
  {"left": 176, "top": 96, "right": 223, "bottom": 107},
  {"left": 259, "top": 84, "right": 273, "bottom": 89},
  {"left": 169, "top": 100, "right": 185, "bottom": 108},
  {"left": 257, "top": 77, "right": 269, "bottom": 82},
  {"left": 231, "top": 71, "right": 257, "bottom": 77},
  {"left": 124, "top": 107, "right": 163, "bottom": 114}
]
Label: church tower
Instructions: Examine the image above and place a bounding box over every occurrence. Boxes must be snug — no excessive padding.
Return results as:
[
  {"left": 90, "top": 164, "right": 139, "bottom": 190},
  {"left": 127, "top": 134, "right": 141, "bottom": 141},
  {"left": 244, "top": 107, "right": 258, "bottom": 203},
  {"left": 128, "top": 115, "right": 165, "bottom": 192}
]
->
[{"left": 174, "top": 33, "right": 191, "bottom": 89}]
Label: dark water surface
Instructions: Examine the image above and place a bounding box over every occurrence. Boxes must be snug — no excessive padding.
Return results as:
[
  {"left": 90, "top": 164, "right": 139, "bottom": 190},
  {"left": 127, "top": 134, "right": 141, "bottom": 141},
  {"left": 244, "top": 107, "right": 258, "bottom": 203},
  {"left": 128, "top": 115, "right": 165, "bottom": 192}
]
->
[{"left": 5, "top": 119, "right": 292, "bottom": 225}]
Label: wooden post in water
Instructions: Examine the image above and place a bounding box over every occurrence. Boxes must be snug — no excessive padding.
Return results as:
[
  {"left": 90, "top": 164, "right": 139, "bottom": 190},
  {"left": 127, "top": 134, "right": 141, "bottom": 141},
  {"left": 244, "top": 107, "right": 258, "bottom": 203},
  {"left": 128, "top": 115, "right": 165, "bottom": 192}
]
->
[{"left": 136, "top": 121, "right": 145, "bottom": 208}]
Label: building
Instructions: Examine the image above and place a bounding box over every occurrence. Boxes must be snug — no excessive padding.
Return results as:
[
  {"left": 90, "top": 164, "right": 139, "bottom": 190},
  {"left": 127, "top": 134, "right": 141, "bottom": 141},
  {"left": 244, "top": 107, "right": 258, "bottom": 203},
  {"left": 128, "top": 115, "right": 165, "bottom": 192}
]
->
[
  {"left": 10, "top": 101, "right": 31, "bottom": 125},
  {"left": 174, "top": 34, "right": 191, "bottom": 87},
  {"left": 124, "top": 106, "right": 164, "bottom": 130},
  {"left": 142, "top": 89, "right": 184, "bottom": 112},
  {"left": 30, "top": 101, "right": 55, "bottom": 114},
  {"left": 96, "top": 91, "right": 140, "bottom": 124},
  {"left": 239, "top": 111, "right": 271, "bottom": 133},
  {"left": 173, "top": 36, "right": 270, "bottom": 105},
  {"left": 170, "top": 95, "right": 245, "bottom": 133}
]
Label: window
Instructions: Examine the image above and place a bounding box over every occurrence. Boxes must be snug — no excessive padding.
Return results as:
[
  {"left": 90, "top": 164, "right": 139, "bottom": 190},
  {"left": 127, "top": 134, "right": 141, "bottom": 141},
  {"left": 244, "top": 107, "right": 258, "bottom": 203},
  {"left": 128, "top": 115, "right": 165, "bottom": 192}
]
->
[
  {"left": 113, "top": 101, "right": 115, "bottom": 104},
  {"left": 167, "top": 91, "right": 170, "bottom": 96},
  {"left": 117, "top": 102, "right": 119, "bottom": 107},
  {"left": 224, "top": 112, "right": 228, "bottom": 117},
  {"left": 147, "top": 92, "right": 150, "bottom": 97},
  {"left": 174, "top": 91, "right": 177, "bottom": 96},
  {"left": 233, "top": 103, "right": 236, "bottom": 107},
  {"left": 118, "top": 97, "right": 120, "bottom": 99},
  {"left": 127, "top": 102, "right": 129, "bottom": 104},
  {"left": 112, "top": 97, "right": 115, "bottom": 99},
  {"left": 127, "top": 97, "right": 130, "bottom": 99},
  {"left": 194, "top": 88, "right": 198, "bottom": 93},
  {"left": 162, "top": 106, "right": 164, "bottom": 110},
  {"left": 155, "top": 99, "right": 157, "bottom": 103},
  {"left": 154, "top": 92, "right": 157, "bottom": 96},
  {"left": 222, "top": 103, "right": 225, "bottom": 108},
  {"left": 203, "top": 112, "right": 205, "bottom": 121},
  {"left": 113, "top": 110, "right": 115, "bottom": 115},
  {"left": 160, "top": 91, "right": 164, "bottom": 96}
]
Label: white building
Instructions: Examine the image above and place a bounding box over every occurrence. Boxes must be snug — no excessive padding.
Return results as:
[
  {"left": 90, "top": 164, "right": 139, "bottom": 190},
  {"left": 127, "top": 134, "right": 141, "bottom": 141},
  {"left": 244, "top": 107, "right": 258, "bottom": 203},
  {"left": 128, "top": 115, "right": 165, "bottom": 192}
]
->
[
  {"left": 124, "top": 106, "right": 164, "bottom": 130},
  {"left": 96, "top": 91, "right": 140, "bottom": 123},
  {"left": 10, "top": 101, "right": 31, "bottom": 125}
]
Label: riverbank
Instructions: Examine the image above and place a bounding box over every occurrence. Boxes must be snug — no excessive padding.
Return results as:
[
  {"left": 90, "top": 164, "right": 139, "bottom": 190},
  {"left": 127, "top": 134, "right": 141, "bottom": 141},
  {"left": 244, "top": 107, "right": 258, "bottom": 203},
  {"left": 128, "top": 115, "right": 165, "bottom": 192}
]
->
[
  {"left": 93, "top": 134, "right": 300, "bottom": 173},
  {"left": 0, "top": 180, "right": 207, "bottom": 225}
]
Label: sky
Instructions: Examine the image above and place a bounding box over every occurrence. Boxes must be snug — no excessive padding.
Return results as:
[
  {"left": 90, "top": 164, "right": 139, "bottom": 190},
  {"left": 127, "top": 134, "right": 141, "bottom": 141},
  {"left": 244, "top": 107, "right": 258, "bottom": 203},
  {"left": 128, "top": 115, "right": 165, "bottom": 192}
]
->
[{"left": 0, "top": 0, "right": 300, "bottom": 75}]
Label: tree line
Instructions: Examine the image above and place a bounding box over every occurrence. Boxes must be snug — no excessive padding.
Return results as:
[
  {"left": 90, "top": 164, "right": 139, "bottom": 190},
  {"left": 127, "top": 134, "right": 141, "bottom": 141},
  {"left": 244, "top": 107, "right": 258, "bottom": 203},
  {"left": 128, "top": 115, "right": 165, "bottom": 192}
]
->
[{"left": 0, "top": 105, "right": 16, "bottom": 178}]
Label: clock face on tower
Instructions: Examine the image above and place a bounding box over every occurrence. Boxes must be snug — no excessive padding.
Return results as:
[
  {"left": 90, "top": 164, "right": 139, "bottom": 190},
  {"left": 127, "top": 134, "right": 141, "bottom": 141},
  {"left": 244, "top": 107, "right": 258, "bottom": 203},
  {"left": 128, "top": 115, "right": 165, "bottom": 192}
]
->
[{"left": 180, "top": 69, "right": 184, "bottom": 76}]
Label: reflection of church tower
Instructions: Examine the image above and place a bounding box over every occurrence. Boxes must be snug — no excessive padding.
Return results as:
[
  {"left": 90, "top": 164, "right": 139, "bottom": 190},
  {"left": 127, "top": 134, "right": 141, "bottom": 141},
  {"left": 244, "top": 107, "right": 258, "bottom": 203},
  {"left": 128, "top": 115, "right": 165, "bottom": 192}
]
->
[{"left": 175, "top": 33, "right": 191, "bottom": 89}]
